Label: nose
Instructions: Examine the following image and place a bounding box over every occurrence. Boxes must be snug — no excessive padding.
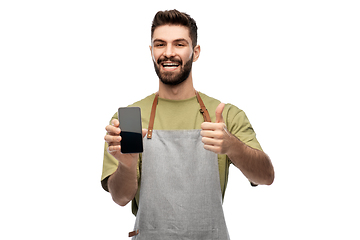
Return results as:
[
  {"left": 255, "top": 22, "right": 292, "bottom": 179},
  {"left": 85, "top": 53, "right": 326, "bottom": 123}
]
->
[{"left": 164, "top": 45, "right": 176, "bottom": 58}]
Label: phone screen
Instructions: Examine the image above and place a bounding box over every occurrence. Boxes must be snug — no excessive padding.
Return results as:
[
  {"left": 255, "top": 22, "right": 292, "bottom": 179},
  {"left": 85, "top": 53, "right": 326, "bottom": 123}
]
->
[{"left": 118, "top": 107, "right": 143, "bottom": 153}]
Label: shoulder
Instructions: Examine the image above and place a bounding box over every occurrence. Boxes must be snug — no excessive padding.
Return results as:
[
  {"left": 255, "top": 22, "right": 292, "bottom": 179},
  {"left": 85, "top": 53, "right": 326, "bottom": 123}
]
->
[{"left": 224, "top": 104, "right": 245, "bottom": 122}]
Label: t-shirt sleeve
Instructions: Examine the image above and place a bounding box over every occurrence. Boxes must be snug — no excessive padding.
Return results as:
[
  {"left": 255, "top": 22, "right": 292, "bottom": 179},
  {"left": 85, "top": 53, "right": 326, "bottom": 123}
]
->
[
  {"left": 101, "top": 113, "right": 120, "bottom": 192},
  {"left": 225, "top": 104, "right": 263, "bottom": 152}
]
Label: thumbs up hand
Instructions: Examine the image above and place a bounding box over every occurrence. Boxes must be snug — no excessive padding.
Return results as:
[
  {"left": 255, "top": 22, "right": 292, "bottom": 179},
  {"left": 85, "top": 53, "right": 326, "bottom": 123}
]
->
[
  {"left": 215, "top": 103, "right": 225, "bottom": 123},
  {"left": 200, "top": 103, "right": 233, "bottom": 154}
]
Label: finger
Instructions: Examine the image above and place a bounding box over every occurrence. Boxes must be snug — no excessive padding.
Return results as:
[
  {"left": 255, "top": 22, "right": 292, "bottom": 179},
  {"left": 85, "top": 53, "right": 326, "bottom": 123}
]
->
[
  {"left": 201, "top": 122, "right": 212, "bottom": 131},
  {"left": 105, "top": 125, "right": 121, "bottom": 135},
  {"left": 201, "top": 122, "right": 225, "bottom": 131},
  {"left": 111, "top": 119, "right": 119, "bottom": 127},
  {"left": 203, "top": 144, "right": 221, "bottom": 154},
  {"left": 215, "top": 103, "right": 225, "bottom": 123},
  {"left": 202, "top": 136, "right": 222, "bottom": 146},
  {"left": 104, "top": 134, "right": 121, "bottom": 144},
  {"left": 200, "top": 129, "right": 212, "bottom": 137},
  {"left": 107, "top": 144, "right": 121, "bottom": 154},
  {"left": 201, "top": 129, "right": 225, "bottom": 139},
  {"left": 142, "top": 129, "right": 148, "bottom": 138}
]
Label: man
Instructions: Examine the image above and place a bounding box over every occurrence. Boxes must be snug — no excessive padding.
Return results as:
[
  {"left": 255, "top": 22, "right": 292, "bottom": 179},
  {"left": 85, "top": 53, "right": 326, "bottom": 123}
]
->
[{"left": 102, "top": 9, "right": 274, "bottom": 239}]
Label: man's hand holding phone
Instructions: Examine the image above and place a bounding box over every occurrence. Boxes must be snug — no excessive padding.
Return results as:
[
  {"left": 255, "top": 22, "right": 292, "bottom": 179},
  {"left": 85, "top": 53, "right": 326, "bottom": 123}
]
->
[{"left": 104, "top": 119, "right": 147, "bottom": 169}]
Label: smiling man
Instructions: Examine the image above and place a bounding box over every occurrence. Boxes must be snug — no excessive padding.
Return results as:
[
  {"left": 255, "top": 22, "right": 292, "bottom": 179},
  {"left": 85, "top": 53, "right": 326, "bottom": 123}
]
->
[{"left": 102, "top": 9, "right": 274, "bottom": 239}]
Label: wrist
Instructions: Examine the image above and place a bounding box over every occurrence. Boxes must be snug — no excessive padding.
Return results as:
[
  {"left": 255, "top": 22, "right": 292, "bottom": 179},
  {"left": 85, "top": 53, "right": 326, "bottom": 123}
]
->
[
  {"left": 117, "top": 154, "right": 139, "bottom": 170},
  {"left": 225, "top": 134, "right": 245, "bottom": 158},
  {"left": 118, "top": 160, "right": 138, "bottom": 174}
]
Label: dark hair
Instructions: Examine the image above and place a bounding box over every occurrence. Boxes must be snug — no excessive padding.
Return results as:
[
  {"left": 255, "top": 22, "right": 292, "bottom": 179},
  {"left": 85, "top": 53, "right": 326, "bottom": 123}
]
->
[{"left": 151, "top": 9, "right": 198, "bottom": 48}]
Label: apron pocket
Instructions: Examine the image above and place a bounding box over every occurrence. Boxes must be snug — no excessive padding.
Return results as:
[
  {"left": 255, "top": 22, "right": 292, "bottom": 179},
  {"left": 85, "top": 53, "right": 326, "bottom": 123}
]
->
[{"left": 134, "top": 228, "right": 219, "bottom": 240}]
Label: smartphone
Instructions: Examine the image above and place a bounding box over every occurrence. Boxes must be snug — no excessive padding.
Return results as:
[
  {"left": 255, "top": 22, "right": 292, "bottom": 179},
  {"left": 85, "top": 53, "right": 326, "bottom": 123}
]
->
[{"left": 118, "top": 107, "right": 143, "bottom": 153}]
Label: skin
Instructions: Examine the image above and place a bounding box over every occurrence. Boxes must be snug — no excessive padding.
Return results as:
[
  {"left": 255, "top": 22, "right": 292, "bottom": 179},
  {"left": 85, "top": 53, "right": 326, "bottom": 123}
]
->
[
  {"left": 104, "top": 24, "right": 274, "bottom": 206},
  {"left": 150, "top": 25, "right": 200, "bottom": 100}
]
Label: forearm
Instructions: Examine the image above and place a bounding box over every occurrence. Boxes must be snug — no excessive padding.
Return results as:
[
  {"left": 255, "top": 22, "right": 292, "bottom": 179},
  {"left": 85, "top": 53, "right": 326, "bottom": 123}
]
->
[
  {"left": 108, "top": 163, "right": 138, "bottom": 206},
  {"left": 227, "top": 135, "right": 274, "bottom": 185}
]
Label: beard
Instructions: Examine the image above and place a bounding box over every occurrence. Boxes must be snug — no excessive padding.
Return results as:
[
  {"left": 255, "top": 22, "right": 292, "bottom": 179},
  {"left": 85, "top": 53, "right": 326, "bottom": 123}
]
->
[{"left": 153, "top": 54, "right": 193, "bottom": 86}]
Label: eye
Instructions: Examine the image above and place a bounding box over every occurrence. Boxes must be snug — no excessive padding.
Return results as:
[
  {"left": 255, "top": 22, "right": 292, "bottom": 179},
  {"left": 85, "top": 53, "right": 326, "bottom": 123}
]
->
[{"left": 154, "top": 43, "right": 165, "bottom": 47}]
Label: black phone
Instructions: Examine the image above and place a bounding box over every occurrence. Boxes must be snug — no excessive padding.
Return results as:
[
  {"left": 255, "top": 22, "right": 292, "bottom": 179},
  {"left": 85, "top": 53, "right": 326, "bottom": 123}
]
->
[{"left": 118, "top": 107, "right": 143, "bottom": 153}]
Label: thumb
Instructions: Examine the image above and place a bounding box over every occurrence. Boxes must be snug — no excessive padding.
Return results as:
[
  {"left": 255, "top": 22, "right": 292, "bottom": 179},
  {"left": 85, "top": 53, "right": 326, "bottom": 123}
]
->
[
  {"left": 215, "top": 103, "right": 225, "bottom": 123},
  {"left": 142, "top": 128, "right": 148, "bottom": 138}
]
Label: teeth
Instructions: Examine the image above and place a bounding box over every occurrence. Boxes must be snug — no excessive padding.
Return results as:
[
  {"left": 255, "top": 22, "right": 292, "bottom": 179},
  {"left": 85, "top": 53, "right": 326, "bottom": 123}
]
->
[{"left": 162, "top": 62, "right": 179, "bottom": 66}]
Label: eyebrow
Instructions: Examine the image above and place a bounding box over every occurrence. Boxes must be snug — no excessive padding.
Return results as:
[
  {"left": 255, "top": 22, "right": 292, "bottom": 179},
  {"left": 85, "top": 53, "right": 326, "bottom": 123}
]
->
[{"left": 153, "top": 38, "right": 190, "bottom": 44}]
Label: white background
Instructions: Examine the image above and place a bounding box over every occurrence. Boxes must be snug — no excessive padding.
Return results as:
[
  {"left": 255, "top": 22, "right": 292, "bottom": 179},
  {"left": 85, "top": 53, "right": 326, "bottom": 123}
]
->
[{"left": 1, "top": 0, "right": 359, "bottom": 239}]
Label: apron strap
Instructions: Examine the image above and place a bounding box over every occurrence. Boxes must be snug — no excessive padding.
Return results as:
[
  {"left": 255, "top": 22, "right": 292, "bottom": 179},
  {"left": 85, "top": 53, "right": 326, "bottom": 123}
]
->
[
  {"left": 147, "top": 91, "right": 211, "bottom": 139},
  {"left": 147, "top": 92, "right": 159, "bottom": 139},
  {"left": 195, "top": 91, "right": 211, "bottom": 122},
  {"left": 128, "top": 229, "right": 139, "bottom": 237}
]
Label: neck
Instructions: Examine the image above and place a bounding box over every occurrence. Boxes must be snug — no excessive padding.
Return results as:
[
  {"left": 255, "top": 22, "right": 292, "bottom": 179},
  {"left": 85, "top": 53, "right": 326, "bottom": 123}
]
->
[{"left": 158, "top": 74, "right": 196, "bottom": 100}]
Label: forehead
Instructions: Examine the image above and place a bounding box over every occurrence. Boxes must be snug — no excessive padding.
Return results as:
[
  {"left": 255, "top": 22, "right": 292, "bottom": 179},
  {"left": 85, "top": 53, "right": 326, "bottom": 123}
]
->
[{"left": 152, "top": 25, "right": 191, "bottom": 43}]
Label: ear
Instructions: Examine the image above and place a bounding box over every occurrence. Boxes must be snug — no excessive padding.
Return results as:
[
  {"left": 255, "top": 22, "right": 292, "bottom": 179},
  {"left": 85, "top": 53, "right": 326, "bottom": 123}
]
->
[
  {"left": 150, "top": 45, "right": 155, "bottom": 62},
  {"left": 193, "top": 45, "right": 201, "bottom": 62}
]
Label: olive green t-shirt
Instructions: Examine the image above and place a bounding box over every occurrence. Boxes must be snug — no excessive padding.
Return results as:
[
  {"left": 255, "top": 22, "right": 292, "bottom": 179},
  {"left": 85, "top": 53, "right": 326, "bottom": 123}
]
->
[{"left": 101, "top": 92, "right": 262, "bottom": 215}]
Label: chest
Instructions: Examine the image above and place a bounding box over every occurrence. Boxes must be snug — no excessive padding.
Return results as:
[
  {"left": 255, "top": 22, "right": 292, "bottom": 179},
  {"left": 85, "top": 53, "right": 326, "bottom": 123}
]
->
[{"left": 153, "top": 103, "right": 206, "bottom": 130}]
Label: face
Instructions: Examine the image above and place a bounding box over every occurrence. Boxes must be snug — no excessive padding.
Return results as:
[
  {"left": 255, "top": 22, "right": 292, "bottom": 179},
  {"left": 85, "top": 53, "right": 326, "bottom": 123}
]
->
[{"left": 150, "top": 25, "right": 200, "bottom": 86}]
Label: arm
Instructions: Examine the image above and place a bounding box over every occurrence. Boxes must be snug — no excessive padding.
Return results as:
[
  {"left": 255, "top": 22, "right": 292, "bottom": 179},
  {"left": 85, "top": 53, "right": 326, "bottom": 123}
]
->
[
  {"left": 107, "top": 160, "right": 138, "bottom": 207},
  {"left": 201, "top": 103, "right": 274, "bottom": 185},
  {"left": 104, "top": 119, "right": 147, "bottom": 206},
  {"left": 222, "top": 132, "right": 274, "bottom": 185}
]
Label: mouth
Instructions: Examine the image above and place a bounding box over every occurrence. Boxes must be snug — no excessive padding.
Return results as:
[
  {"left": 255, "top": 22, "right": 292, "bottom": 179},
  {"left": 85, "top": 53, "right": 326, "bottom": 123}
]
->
[{"left": 161, "top": 61, "right": 180, "bottom": 71}]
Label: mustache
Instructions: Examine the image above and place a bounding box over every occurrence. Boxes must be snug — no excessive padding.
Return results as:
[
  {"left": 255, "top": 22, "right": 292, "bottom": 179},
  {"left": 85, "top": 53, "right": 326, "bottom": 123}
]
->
[{"left": 157, "top": 56, "right": 182, "bottom": 65}]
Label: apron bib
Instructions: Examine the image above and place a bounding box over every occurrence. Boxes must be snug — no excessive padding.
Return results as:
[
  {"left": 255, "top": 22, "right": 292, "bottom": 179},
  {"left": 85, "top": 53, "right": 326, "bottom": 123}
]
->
[{"left": 130, "top": 92, "right": 230, "bottom": 240}]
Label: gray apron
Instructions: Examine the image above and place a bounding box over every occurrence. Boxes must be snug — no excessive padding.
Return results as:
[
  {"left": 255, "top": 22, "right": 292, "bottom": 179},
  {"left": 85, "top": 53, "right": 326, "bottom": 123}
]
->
[{"left": 130, "top": 92, "right": 230, "bottom": 240}]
